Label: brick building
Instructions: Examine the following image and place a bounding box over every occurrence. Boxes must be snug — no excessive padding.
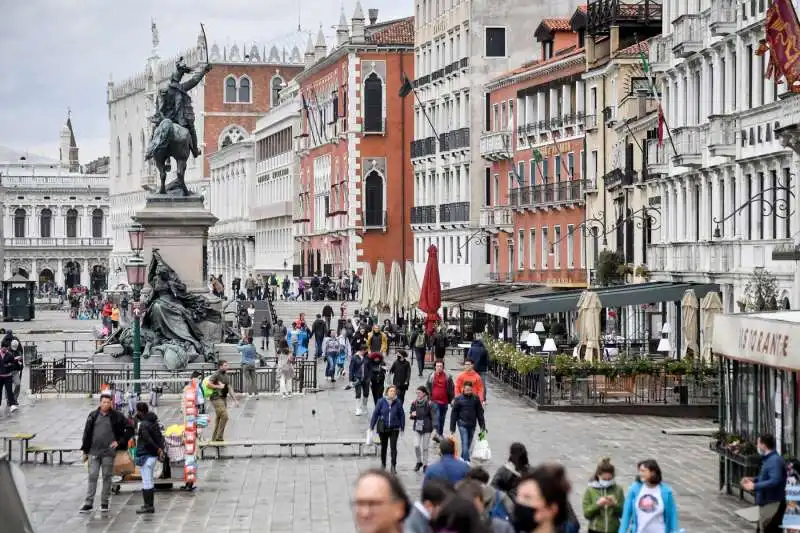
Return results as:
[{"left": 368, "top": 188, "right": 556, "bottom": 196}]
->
[
  {"left": 480, "top": 7, "right": 589, "bottom": 288},
  {"left": 294, "top": 4, "right": 414, "bottom": 277}
]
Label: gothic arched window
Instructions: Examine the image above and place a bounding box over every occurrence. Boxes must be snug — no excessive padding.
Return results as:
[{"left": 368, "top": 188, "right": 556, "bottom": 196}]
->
[
  {"left": 40, "top": 208, "right": 52, "bottom": 238},
  {"left": 66, "top": 208, "right": 79, "bottom": 238},
  {"left": 92, "top": 209, "right": 104, "bottom": 238},
  {"left": 115, "top": 137, "right": 121, "bottom": 177},
  {"left": 271, "top": 76, "right": 284, "bottom": 107},
  {"left": 127, "top": 134, "right": 133, "bottom": 174},
  {"left": 364, "top": 171, "right": 384, "bottom": 227},
  {"left": 238, "top": 76, "right": 251, "bottom": 103},
  {"left": 219, "top": 125, "right": 247, "bottom": 149},
  {"left": 224, "top": 76, "right": 237, "bottom": 103},
  {"left": 14, "top": 208, "right": 26, "bottom": 238},
  {"left": 363, "top": 73, "right": 384, "bottom": 133}
]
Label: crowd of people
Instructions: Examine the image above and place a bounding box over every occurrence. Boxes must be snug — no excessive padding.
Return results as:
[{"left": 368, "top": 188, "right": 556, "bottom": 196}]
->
[{"left": 209, "top": 271, "right": 362, "bottom": 302}]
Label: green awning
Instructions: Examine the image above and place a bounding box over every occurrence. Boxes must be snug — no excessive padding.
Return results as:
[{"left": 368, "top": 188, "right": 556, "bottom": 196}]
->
[{"left": 486, "top": 282, "right": 721, "bottom": 317}]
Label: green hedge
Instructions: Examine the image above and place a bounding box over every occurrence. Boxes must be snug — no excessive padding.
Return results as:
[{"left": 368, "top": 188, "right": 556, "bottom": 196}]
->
[{"left": 484, "top": 337, "right": 717, "bottom": 378}]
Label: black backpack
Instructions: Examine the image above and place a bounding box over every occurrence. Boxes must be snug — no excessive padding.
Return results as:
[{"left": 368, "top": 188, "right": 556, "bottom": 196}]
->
[{"left": 371, "top": 365, "right": 386, "bottom": 385}]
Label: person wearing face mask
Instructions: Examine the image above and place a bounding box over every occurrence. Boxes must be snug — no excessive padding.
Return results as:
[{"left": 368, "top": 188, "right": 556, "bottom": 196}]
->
[
  {"left": 741, "top": 433, "right": 786, "bottom": 533},
  {"left": 512, "top": 467, "right": 569, "bottom": 533},
  {"left": 618, "top": 459, "right": 679, "bottom": 533},
  {"left": 133, "top": 402, "right": 165, "bottom": 514},
  {"left": 457, "top": 479, "right": 515, "bottom": 533},
  {"left": 582, "top": 458, "right": 624, "bottom": 533},
  {"left": 429, "top": 493, "right": 489, "bottom": 533}
]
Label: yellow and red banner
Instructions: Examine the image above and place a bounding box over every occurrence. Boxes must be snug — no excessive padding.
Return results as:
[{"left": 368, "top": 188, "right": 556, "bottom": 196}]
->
[{"left": 758, "top": 0, "right": 800, "bottom": 92}]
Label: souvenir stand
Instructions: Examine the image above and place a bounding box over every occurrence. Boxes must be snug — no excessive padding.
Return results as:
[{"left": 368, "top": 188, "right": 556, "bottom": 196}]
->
[
  {"left": 712, "top": 311, "right": 800, "bottom": 498},
  {"left": 102, "top": 377, "right": 199, "bottom": 493}
]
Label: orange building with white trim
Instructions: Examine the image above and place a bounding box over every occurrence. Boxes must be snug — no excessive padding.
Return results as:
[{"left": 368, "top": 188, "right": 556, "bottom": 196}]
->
[{"left": 480, "top": 6, "right": 589, "bottom": 288}]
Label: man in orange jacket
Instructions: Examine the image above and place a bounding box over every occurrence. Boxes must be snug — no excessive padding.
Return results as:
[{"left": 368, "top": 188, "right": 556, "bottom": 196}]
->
[{"left": 454, "top": 359, "right": 485, "bottom": 402}]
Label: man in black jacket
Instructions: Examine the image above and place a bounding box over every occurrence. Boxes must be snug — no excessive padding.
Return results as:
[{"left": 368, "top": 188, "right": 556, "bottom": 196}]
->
[
  {"left": 312, "top": 314, "right": 327, "bottom": 358},
  {"left": 322, "top": 303, "right": 334, "bottom": 330},
  {"left": 389, "top": 350, "right": 412, "bottom": 403},
  {"left": 79, "top": 392, "right": 130, "bottom": 513},
  {"left": 450, "top": 381, "right": 486, "bottom": 463}
]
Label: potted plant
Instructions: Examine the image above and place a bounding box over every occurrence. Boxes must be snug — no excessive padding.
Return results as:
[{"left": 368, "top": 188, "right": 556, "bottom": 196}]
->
[{"left": 634, "top": 264, "right": 651, "bottom": 281}]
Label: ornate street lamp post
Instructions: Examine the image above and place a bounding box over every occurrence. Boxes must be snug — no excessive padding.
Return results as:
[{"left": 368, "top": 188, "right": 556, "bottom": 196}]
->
[{"left": 125, "top": 223, "right": 146, "bottom": 393}]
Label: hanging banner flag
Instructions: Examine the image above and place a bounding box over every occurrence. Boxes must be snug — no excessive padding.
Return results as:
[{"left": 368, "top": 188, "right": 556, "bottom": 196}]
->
[{"left": 756, "top": 0, "right": 800, "bottom": 92}]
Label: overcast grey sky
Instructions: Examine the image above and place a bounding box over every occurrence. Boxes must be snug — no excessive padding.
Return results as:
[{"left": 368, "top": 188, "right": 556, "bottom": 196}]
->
[{"left": 0, "top": 0, "right": 409, "bottom": 163}]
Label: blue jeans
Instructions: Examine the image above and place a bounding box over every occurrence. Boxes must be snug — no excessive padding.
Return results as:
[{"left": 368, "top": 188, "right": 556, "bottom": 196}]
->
[
  {"left": 433, "top": 402, "right": 448, "bottom": 436},
  {"left": 315, "top": 338, "right": 323, "bottom": 358},
  {"left": 139, "top": 455, "right": 158, "bottom": 490},
  {"left": 458, "top": 424, "right": 476, "bottom": 462},
  {"left": 478, "top": 371, "right": 487, "bottom": 400},
  {"left": 325, "top": 354, "right": 336, "bottom": 378}
]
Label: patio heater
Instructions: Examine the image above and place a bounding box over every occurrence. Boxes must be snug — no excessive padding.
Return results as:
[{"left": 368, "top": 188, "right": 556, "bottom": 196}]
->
[
  {"left": 125, "top": 223, "right": 146, "bottom": 394},
  {"left": 657, "top": 322, "right": 672, "bottom": 358}
]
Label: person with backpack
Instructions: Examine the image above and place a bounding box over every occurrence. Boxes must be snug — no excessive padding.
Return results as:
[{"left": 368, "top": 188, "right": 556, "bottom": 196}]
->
[
  {"left": 350, "top": 273, "right": 360, "bottom": 301},
  {"left": 491, "top": 442, "right": 533, "bottom": 500},
  {"left": 282, "top": 276, "right": 291, "bottom": 300},
  {"left": 322, "top": 329, "right": 341, "bottom": 383},
  {"left": 367, "top": 351, "right": 387, "bottom": 407},
  {"left": 237, "top": 336, "right": 260, "bottom": 398},
  {"left": 409, "top": 325, "right": 429, "bottom": 378},
  {"left": 466, "top": 467, "right": 515, "bottom": 524},
  {"left": 349, "top": 348, "right": 368, "bottom": 415},
  {"left": 409, "top": 385, "right": 435, "bottom": 473},
  {"left": 432, "top": 325, "right": 448, "bottom": 362}
]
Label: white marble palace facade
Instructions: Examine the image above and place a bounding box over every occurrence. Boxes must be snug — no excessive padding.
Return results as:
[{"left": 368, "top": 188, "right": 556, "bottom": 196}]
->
[
  {"left": 208, "top": 140, "right": 255, "bottom": 296},
  {"left": 0, "top": 116, "right": 111, "bottom": 291},
  {"left": 646, "top": 0, "right": 799, "bottom": 313},
  {"left": 250, "top": 80, "right": 300, "bottom": 279}
]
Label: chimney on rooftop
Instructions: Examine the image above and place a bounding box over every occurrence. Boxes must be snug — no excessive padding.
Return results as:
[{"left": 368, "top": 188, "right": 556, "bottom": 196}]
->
[{"left": 368, "top": 9, "right": 378, "bottom": 25}]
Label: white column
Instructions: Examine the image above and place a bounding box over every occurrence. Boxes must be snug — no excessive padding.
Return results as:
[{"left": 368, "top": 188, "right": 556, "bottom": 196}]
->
[
  {"left": 83, "top": 207, "right": 91, "bottom": 238},
  {"left": 575, "top": 81, "right": 584, "bottom": 115},
  {"left": 727, "top": 170, "right": 737, "bottom": 238},
  {"left": 3, "top": 260, "right": 10, "bottom": 280},
  {"left": 81, "top": 259, "right": 90, "bottom": 287},
  {"left": 56, "top": 261, "right": 64, "bottom": 288},
  {"left": 31, "top": 258, "right": 37, "bottom": 281}
]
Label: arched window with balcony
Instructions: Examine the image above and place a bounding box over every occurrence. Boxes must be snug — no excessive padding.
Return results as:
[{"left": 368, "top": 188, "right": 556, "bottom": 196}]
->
[
  {"left": 14, "top": 208, "right": 26, "bottom": 238},
  {"left": 40, "top": 208, "right": 52, "bottom": 238},
  {"left": 92, "top": 209, "right": 104, "bottom": 238},
  {"left": 66, "top": 208, "right": 79, "bottom": 238}
]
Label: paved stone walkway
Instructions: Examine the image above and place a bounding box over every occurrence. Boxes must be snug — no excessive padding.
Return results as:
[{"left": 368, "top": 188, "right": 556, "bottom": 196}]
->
[{"left": 5, "top": 354, "right": 752, "bottom": 533}]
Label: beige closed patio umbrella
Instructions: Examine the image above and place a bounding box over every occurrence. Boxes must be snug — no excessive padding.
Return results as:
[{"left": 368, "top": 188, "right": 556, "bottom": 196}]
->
[
  {"left": 403, "top": 260, "right": 420, "bottom": 310},
  {"left": 386, "top": 261, "right": 404, "bottom": 317},
  {"left": 681, "top": 289, "right": 700, "bottom": 358},
  {"left": 574, "top": 290, "right": 589, "bottom": 355},
  {"left": 584, "top": 292, "right": 602, "bottom": 360},
  {"left": 700, "top": 291, "right": 723, "bottom": 362},
  {"left": 360, "top": 262, "right": 374, "bottom": 310},
  {"left": 372, "top": 260, "right": 388, "bottom": 312}
]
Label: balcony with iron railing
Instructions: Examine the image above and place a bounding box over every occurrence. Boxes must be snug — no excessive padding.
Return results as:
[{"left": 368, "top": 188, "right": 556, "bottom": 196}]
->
[
  {"left": 618, "top": 94, "right": 657, "bottom": 122},
  {"left": 439, "top": 202, "right": 470, "bottom": 223},
  {"left": 479, "top": 131, "right": 512, "bottom": 160},
  {"left": 709, "top": 4, "right": 736, "bottom": 36},
  {"left": 708, "top": 115, "right": 737, "bottom": 158},
  {"left": 362, "top": 210, "right": 387, "bottom": 230},
  {"left": 648, "top": 34, "right": 672, "bottom": 72},
  {"left": 672, "top": 14, "right": 702, "bottom": 58},
  {"left": 410, "top": 137, "right": 437, "bottom": 159},
  {"left": 517, "top": 268, "right": 588, "bottom": 286},
  {"left": 604, "top": 168, "right": 636, "bottom": 190},
  {"left": 672, "top": 125, "right": 705, "bottom": 168},
  {"left": 587, "top": 0, "right": 663, "bottom": 35},
  {"left": 509, "top": 180, "right": 588, "bottom": 209},
  {"left": 431, "top": 68, "right": 445, "bottom": 82},
  {"left": 647, "top": 240, "right": 795, "bottom": 277},
  {"left": 459, "top": 57, "right": 469, "bottom": 70},
  {"left": 584, "top": 114, "right": 598, "bottom": 131},
  {"left": 437, "top": 128, "right": 470, "bottom": 154},
  {"left": 410, "top": 205, "right": 437, "bottom": 225},
  {"left": 5, "top": 237, "right": 113, "bottom": 248}
]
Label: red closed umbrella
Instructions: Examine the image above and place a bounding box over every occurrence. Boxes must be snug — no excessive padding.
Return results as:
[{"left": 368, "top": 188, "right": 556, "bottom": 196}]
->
[{"left": 418, "top": 245, "right": 442, "bottom": 335}]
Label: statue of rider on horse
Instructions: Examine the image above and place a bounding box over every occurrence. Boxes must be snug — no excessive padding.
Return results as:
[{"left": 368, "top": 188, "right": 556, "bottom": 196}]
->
[{"left": 145, "top": 56, "right": 212, "bottom": 196}]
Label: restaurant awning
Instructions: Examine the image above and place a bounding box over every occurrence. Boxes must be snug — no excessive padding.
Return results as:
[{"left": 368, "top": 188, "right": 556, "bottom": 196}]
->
[
  {"left": 441, "top": 283, "right": 537, "bottom": 305},
  {"left": 485, "top": 281, "right": 721, "bottom": 317}
]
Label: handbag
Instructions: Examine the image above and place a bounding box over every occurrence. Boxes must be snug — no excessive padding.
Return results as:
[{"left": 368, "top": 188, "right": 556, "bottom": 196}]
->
[{"left": 376, "top": 418, "right": 386, "bottom": 433}]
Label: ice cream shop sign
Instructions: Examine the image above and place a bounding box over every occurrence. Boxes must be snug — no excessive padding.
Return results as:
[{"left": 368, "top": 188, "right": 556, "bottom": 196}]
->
[{"left": 713, "top": 311, "right": 800, "bottom": 370}]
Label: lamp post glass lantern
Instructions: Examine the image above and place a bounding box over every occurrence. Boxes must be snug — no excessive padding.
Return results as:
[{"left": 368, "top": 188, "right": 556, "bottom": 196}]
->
[{"left": 128, "top": 222, "right": 145, "bottom": 253}]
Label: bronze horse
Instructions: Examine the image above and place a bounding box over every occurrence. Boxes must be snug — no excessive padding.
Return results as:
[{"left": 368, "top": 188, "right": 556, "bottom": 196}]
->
[{"left": 147, "top": 118, "right": 192, "bottom": 196}]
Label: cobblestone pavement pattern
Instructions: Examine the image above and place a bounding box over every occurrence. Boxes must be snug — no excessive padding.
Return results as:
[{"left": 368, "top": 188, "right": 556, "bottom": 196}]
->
[{"left": 2, "top": 312, "right": 753, "bottom": 533}]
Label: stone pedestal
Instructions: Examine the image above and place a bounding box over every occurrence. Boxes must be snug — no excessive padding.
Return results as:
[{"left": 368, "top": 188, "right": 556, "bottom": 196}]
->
[{"left": 134, "top": 195, "right": 217, "bottom": 294}]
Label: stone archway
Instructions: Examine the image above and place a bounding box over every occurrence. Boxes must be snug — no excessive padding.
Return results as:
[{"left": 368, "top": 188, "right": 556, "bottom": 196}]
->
[
  {"left": 90, "top": 264, "right": 108, "bottom": 293},
  {"left": 39, "top": 268, "right": 55, "bottom": 292},
  {"left": 64, "top": 261, "right": 81, "bottom": 289}
]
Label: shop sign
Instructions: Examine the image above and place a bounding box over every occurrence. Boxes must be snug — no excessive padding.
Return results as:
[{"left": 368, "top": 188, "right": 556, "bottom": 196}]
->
[{"left": 713, "top": 312, "right": 800, "bottom": 369}]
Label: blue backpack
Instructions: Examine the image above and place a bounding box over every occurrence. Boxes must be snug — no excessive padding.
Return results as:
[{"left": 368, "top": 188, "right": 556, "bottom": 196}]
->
[{"left": 489, "top": 489, "right": 510, "bottom": 521}]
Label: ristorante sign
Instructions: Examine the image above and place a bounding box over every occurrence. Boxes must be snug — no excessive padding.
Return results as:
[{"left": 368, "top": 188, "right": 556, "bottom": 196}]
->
[{"left": 713, "top": 312, "right": 800, "bottom": 370}]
